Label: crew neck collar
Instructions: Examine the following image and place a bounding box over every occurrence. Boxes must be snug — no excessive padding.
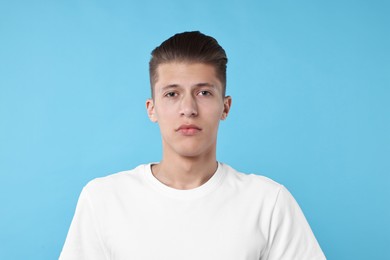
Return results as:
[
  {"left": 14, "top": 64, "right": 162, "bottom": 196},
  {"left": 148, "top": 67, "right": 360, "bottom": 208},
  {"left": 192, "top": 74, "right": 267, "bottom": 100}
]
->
[{"left": 143, "top": 162, "right": 225, "bottom": 200}]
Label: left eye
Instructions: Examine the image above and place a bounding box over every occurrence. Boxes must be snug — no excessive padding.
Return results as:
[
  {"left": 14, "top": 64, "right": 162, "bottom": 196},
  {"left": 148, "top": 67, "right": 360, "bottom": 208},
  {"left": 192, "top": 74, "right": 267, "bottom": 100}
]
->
[{"left": 199, "top": 91, "right": 211, "bottom": 96}]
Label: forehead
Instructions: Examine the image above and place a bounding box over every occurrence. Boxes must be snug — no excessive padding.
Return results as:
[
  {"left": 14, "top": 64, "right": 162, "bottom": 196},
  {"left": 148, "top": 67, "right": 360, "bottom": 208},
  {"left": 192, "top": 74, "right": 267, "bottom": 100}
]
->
[{"left": 155, "top": 62, "right": 221, "bottom": 89}]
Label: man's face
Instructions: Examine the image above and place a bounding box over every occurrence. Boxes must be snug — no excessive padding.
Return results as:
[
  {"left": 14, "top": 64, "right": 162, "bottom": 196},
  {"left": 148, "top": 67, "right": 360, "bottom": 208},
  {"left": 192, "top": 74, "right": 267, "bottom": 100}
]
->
[{"left": 146, "top": 62, "right": 231, "bottom": 159}]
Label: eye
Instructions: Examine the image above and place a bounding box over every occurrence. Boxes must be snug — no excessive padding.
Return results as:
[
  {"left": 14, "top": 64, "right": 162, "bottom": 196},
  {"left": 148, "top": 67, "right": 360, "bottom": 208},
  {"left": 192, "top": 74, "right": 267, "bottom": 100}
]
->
[
  {"left": 165, "top": 92, "right": 178, "bottom": 98},
  {"left": 198, "top": 90, "right": 212, "bottom": 96}
]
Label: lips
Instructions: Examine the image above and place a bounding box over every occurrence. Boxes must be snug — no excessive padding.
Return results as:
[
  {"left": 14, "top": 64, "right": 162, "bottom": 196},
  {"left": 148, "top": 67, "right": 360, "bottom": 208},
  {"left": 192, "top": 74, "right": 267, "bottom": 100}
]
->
[{"left": 176, "top": 124, "right": 202, "bottom": 136}]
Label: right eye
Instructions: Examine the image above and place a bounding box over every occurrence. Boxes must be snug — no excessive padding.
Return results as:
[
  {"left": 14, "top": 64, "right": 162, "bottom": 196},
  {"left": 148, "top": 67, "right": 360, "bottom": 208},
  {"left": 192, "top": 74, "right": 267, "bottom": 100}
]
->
[{"left": 165, "top": 92, "right": 177, "bottom": 97}]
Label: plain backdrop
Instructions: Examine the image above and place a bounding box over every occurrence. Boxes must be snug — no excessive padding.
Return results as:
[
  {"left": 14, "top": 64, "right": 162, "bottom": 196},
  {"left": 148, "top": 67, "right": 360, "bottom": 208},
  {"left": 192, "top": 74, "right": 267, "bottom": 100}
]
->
[{"left": 0, "top": 0, "right": 389, "bottom": 259}]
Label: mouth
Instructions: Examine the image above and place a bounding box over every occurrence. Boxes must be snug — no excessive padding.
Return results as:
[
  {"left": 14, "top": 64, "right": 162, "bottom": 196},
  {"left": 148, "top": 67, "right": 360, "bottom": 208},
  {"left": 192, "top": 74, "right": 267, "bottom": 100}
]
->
[{"left": 176, "top": 124, "right": 202, "bottom": 136}]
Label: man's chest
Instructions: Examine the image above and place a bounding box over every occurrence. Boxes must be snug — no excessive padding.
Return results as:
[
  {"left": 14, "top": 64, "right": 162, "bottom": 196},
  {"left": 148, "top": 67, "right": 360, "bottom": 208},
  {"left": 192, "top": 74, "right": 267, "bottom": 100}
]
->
[{"left": 99, "top": 197, "right": 267, "bottom": 260}]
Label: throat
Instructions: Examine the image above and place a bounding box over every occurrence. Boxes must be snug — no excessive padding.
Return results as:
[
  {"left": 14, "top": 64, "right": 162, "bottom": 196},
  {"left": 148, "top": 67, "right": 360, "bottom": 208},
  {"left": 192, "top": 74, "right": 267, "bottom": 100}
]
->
[{"left": 151, "top": 160, "right": 218, "bottom": 190}]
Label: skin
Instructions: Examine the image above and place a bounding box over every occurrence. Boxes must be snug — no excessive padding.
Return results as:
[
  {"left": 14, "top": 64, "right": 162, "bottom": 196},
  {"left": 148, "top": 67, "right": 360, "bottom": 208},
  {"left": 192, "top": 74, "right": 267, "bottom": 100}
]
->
[{"left": 146, "top": 62, "right": 232, "bottom": 190}]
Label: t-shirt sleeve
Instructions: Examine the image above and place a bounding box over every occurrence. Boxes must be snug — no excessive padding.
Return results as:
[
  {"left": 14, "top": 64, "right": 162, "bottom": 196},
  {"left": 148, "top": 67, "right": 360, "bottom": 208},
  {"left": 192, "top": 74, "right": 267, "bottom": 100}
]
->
[
  {"left": 59, "top": 187, "right": 107, "bottom": 260},
  {"left": 263, "top": 186, "right": 326, "bottom": 260}
]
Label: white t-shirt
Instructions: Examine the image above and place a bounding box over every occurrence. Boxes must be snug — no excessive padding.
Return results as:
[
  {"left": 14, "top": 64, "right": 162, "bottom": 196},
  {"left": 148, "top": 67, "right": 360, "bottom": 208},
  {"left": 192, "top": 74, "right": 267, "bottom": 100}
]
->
[{"left": 60, "top": 163, "right": 325, "bottom": 260}]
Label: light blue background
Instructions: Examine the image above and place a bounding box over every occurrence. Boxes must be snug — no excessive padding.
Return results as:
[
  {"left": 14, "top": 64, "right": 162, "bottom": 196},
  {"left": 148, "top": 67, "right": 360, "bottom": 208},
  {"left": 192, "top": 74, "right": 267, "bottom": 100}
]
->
[{"left": 1, "top": 0, "right": 389, "bottom": 259}]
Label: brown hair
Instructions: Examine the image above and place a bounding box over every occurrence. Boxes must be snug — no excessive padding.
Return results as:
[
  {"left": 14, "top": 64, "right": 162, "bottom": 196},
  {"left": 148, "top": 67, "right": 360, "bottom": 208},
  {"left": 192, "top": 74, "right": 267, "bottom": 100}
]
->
[{"left": 149, "top": 31, "right": 228, "bottom": 97}]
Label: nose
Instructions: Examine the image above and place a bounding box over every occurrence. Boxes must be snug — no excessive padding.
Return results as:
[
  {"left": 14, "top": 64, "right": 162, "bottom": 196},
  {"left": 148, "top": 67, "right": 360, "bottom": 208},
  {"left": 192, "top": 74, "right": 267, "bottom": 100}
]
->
[{"left": 180, "top": 94, "right": 198, "bottom": 117}]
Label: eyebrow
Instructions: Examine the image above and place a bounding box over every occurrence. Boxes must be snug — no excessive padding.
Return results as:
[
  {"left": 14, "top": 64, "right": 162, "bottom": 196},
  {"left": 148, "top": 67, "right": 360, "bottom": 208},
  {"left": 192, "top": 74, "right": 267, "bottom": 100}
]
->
[
  {"left": 161, "top": 83, "right": 216, "bottom": 91},
  {"left": 161, "top": 84, "right": 179, "bottom": 91},
  {"left": 194, "top": 83, "right": 216, "bottom": 88}
]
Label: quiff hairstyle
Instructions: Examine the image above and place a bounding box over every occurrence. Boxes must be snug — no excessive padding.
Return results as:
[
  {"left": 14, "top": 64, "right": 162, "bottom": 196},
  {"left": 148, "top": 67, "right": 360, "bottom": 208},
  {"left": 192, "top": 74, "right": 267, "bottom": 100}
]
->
[{"left": 149, "top": 31, "right": 228, "bottom": 97}]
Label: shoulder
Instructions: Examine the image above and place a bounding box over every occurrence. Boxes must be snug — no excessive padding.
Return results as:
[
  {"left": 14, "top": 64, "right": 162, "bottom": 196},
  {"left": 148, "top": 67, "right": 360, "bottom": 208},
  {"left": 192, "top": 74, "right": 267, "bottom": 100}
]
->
[
  {"left": 219, "top": 163, "right": 287, "bottom": 207},
  {"left": 82, "top": 164, "right": 149, "bottom": 197},
  {"left": 221, "top": 164, "right": 310, "bottom": 216},
  {"left": 221, "top": 163, "right": 283, "bottom": 193}
]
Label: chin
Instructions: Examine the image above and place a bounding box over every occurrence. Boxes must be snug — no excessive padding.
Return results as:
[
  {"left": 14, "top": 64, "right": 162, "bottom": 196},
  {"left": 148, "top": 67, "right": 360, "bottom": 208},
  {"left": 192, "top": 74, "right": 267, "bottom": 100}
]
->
[
  {"left": 163, "top": 138, "right": 216, "bottom": 158},
  {"left": 180, "top": 152, "right": 206, "bottom": 159},
  {"left": 175, "top": 145, "right": 214, "bottom": 159},
  {"left": 175, "top": 148, "right": 203, "bottom": 158}
]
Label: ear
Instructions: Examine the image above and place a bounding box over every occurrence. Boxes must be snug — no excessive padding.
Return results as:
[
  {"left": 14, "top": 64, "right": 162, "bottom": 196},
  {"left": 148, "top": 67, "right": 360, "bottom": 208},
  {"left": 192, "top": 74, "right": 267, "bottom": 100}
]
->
[
  {"left": 221, "top": 96, "right": 232, "bottom": 120},
  {"left": 146, "top": 99, "right": 158, "bottom": 122}
]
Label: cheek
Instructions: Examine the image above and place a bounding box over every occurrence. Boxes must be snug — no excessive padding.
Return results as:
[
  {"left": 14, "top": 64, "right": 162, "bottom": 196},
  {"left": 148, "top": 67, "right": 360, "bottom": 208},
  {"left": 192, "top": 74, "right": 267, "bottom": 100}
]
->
[
  {"left": 203, "top": 104, "right": 224, "bottom": 120},
  {"left": 154, "top": 105, "right": 176, "bottom": 122},
  {"left": 155, "top": 102, "right": 173, "bottom": 117}
]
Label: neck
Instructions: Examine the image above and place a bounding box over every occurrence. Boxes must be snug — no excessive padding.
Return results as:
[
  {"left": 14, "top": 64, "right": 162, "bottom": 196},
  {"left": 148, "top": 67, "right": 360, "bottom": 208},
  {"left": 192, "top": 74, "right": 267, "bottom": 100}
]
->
[{"left": 151, "top": 152, "right": 218, "bottom": 190}]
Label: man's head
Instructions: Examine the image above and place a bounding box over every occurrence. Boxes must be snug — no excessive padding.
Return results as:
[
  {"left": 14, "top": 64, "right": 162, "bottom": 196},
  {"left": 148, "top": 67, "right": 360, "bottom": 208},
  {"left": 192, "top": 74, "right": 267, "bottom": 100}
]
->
[
  {"left": 146, "top": 32, "right": 231, "bottom": 159},
  {"left": 149, "top": 31, "right": 228, "bottom": 98}
]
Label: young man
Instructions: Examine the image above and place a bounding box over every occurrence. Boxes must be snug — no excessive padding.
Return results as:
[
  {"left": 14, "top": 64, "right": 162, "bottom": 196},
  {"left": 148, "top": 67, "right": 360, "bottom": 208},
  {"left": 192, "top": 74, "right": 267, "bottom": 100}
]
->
[{"left": 60, "top": 31, "right": 326, "bottom": 259}]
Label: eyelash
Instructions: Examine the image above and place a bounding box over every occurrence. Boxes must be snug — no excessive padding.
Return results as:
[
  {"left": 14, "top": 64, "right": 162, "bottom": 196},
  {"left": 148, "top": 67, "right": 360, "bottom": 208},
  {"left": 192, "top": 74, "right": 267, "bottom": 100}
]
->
[
  {"left": 164, "top": 92, "right": 178, "bottom": 97},
  {"left": 198, "top": 90, "right": 212, "bottom": 96},
  {"left": 163, "top": 90, "right": 212, "bottom": 98}
]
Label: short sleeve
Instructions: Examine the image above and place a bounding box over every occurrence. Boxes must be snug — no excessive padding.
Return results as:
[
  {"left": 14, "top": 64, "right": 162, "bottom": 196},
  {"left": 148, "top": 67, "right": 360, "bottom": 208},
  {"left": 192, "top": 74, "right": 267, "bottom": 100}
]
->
[
  {"left": 263, "top": 186, "right": 326, "bottom": 260},
  {"left": 59, "top": 187, "right": 107, "bottom": 260}
]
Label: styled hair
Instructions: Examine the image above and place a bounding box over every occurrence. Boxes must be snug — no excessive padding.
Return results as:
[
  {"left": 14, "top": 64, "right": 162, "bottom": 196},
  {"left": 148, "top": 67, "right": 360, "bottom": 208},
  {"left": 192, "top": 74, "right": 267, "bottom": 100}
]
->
[{"left": 149, "top": 31, "right": 228, "bottom": 97}]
